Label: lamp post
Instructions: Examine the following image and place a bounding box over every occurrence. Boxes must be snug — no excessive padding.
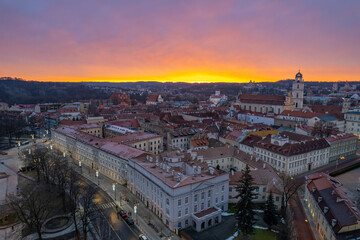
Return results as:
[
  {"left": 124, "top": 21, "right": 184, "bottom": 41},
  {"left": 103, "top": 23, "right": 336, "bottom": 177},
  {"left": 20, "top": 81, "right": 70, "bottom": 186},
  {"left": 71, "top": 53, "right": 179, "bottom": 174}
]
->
[
  {"left": 96, "top": 170, "right": 99, "bottom": 185},
  {"left": 134, "top": 203, "right": 139, "bottom": 224},
  {"left": 79, "top": 161, "right": 82, "bottom": 174},
  {"left": 112, "top": 183, "right": 116, "bottom": 201}
]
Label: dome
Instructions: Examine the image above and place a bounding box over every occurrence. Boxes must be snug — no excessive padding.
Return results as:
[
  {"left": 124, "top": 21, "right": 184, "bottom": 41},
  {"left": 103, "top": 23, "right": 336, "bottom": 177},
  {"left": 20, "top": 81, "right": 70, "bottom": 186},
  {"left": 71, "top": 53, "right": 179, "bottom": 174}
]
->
[{"left": 295, "top": 72, "right": 302, "bottom": 78}]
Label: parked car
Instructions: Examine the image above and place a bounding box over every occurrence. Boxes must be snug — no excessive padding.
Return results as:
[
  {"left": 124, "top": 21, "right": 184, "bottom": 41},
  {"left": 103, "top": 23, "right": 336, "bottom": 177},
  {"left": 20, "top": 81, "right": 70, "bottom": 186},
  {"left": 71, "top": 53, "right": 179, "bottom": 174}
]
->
[
  {"left": 119, "top": 210, "right": 127, "bottom": 218},
  {"left": 124, "top": 216, "right": 134, "bottom": 225},
  {"left": 139, "top": 234, "right": 148, "bottom": 240},
  {"left": 0, "top": 151, "right": 7, "bottom": 155}
]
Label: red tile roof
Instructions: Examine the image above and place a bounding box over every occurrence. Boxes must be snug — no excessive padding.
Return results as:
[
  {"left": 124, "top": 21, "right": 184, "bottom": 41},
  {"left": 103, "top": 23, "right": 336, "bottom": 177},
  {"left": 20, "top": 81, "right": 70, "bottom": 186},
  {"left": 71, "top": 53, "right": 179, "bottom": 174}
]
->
[{"left": 239, "top": 94, "right": 285, "bottom": 105}]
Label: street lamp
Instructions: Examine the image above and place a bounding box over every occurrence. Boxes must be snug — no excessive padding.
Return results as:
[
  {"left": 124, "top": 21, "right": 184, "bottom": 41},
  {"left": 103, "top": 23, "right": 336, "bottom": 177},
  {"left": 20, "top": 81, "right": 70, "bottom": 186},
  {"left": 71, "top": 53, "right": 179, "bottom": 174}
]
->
[
  {"left": 78, "top": 161, "right": 82, "bottom": 174},
  {"left": 112, "top": 183, "right": 116, "bottom": 201},
  {"left": 96, "top": 170, "right": 99, "bottom": 185},
  {"left": 134, "top": 203, "right": 139, "bottom": 224}
]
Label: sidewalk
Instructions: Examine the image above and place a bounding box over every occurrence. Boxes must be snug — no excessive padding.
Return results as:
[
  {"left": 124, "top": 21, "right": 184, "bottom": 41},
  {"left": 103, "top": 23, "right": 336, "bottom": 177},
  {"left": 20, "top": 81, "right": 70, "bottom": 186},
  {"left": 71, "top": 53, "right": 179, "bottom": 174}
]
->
[
  {"left": 74, "top": 162, "right": 179, "bottom": 240},
  {"left": 297, "top": 190, "right": 322, "bottom": 240}
]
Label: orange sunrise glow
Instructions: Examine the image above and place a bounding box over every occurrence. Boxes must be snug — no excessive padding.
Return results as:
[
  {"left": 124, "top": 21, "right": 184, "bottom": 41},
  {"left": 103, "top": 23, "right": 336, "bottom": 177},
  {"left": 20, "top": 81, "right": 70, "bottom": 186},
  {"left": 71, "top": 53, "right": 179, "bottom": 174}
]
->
[{"left": 0, "top": 1, "right": 359, "bottom": 83}]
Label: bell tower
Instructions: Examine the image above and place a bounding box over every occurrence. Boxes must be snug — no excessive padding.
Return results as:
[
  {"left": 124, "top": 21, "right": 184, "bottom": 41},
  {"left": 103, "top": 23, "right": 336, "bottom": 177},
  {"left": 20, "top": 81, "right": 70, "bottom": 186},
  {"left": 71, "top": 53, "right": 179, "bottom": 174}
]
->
[{"left": 292, "top": 71, "right": 304, "bottom": 110}]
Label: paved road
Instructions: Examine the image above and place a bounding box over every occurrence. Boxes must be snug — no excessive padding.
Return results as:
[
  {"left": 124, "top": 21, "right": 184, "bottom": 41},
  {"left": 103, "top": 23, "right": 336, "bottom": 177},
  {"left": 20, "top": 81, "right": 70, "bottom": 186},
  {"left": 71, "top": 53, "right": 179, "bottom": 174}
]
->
[
  {"left": 289, "top": 195, "right": 316, "bottom": 240},
  {"left": 78, "top": 174, "right": 140, "bottom": 240}
]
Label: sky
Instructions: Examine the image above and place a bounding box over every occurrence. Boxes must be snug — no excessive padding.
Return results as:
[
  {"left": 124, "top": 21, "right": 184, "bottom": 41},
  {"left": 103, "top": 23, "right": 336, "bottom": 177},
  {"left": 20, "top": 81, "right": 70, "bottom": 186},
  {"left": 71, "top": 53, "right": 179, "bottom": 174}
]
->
[{"left": 0, "top": 0, "right": 359, "bottom": 83}]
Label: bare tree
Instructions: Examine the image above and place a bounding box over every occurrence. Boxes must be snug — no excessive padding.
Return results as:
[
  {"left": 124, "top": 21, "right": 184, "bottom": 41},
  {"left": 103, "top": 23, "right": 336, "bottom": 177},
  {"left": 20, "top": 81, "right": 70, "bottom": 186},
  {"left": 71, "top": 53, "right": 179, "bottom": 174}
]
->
[
  {"left": 68, "top": 168, "right": 81, "bottom": 240},
  {"left": 280, "top": 174, "right": 302, "bottom": 215},
  {"left": 8, "top": 187, "right": 50, "bottom": 240},
  {"left": 79, "top": 186, "right": 96, "bottom": 240},
  {"left": 21, "top": 145, "right": 48, "bottom": 182},
  {"left": 51, "top": 151, "right": 70, "bottom": 212}
]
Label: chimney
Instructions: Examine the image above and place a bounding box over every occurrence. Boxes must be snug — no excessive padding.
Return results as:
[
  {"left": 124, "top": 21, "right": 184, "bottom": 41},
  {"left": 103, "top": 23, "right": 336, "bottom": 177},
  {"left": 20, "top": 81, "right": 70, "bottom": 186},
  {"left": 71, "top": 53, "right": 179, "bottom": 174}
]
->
[
  {"left": 331, "top": 219, "right": 337, "bottom": 227},
  {"left": 171, "top": 170, "right": 175, "bottom": 176},
  {"left": 198, "top": 166, "right": 201, "bottom": 174},
  {"left": 318, "top": 197, "right": 323, "bottom": 203},
  {"left": 166, "top": 166, "right": 170, "bottom": 173},
  {"left": 263, "top": 163, "right": 266, "bottom": 169},
  {"left": 177, "top": 172, "right": 181, "bottom": 182},
  {"left": 324, "top": 206, "right": 329, "bottom": 213}
]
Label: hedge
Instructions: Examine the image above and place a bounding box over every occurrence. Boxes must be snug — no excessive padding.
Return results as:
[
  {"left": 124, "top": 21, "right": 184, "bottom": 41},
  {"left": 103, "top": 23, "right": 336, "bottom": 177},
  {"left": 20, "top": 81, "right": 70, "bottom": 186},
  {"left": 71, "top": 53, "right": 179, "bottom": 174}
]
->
[{"left": 329, "top": 162, "right": 360, "bottom": 177}]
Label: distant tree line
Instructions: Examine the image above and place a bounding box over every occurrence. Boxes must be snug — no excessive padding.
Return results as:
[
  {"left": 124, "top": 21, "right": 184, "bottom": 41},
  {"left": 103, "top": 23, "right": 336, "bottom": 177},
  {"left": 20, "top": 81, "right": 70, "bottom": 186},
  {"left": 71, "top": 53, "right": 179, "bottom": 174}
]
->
[{"left": 0, "top": 77, "right": 110, "bottom": 104}]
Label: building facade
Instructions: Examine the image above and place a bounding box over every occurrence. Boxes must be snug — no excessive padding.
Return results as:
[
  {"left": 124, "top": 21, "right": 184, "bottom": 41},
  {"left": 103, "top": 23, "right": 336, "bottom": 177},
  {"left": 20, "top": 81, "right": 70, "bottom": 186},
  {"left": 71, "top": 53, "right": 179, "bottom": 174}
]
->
[
  {"left": 254, "top": 135, "right": 330, "bottom": 175},
  {"left": 52, "top": 126, "right": 229, "bottom": 233}
]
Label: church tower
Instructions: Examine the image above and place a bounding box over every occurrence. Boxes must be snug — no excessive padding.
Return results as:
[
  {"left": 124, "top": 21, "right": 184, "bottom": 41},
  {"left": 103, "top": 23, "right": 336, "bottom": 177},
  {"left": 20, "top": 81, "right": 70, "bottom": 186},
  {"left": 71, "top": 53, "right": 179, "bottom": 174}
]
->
[{"left": 292, "top": 71, "right": 304, "bottom": 110}]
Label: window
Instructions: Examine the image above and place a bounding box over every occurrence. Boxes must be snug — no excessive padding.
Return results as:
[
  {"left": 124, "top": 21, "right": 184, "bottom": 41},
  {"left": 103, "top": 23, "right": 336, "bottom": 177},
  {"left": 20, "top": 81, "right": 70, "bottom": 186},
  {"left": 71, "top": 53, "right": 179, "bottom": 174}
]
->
[
  {"left": 216, "top": 198, "right": 218, "bottom": 204},
  {"left": 276, "top": 196, "right": 280, "bottom": 202},
  {"left": 201, "top": 202, "right": 204, "bottom": 210},
  {"left": 166, "top": 208, "right": 170, "bottom": 215},
  {"left": 194, "top": 194, "right": 198, "bottom": 202},
  {"left": 185, "top": 220, "right": 189, "bottom": 226},
  {"left": 201, "top": 192, "right": 205, "bottom": 199},
  {"left": 208, "top": 190, "right": 211, "bottom": 197},
  {"left": 166, "top": 198, "right": 169, "bottom": 205},
  {"left": 229, "top": 187, "right": 232, "bottom": 192},
  {"left": 222, "top": 185, "right": 225, "bottom": 192},
  {"left": 178, "top": 210, "right": 181, "bottom": 218},
  {"left": 194, "top": 205, "right": 197, "bottom": 212},
  {"left": 208, "top": 200, "right": 211, "bottom": 207},
  {"left": 178, "top": 222, "right": 182, "bottom": 228},
  {"left": 185, "top": 208, "right": 188, "bottom": 215},
  {"left": 221, "top": 195, "right": 224, "bottom": 202},
  {"left": 185, "top": 197, "right": 188, "bottom": 204},
  {"left": 178, "top": 199, "right": 181, "bottom": 206}
]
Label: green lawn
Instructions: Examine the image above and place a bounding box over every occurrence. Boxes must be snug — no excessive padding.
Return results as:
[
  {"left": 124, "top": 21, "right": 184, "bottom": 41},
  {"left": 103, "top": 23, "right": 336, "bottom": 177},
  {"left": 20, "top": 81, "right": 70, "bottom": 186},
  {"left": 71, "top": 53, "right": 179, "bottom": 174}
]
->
[{"left": 252, "top": 228, "right": 276, "bottom": 240}]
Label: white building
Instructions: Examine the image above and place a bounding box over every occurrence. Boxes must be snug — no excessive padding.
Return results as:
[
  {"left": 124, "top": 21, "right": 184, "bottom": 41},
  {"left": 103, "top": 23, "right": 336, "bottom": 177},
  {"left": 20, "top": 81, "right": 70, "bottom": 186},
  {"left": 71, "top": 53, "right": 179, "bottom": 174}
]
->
[
  {"left": 237, "top": 112, "right": 275, "bottom": 125},
  {"left": 209, "top": 89, "right": 227, "bottom": 106},
  {"left": 52, "top": 126, "right": 229, "bottom": 233},
  {"left": 254, "top": 135, "right": 330, "bottom": 176},
  {"left": 344, "top": 110, "right": 360, "bottom": 138}
]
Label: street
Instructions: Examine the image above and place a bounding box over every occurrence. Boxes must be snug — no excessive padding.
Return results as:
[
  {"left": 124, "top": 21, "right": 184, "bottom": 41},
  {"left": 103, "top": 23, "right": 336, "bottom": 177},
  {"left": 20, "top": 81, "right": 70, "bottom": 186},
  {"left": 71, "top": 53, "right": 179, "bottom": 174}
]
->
[{"left": 78, "top": 173, "right": 140, "bottom": 240}]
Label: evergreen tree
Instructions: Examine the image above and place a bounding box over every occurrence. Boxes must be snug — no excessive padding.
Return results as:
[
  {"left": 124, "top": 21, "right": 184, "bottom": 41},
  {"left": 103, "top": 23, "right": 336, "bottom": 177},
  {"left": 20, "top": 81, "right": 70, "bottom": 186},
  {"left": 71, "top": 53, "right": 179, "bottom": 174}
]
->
[
  {"left": 235, "top": 164, "right": 257, "bottom": 237},
  {"left": 263, "top": 191, "right": 278, "bottom": 229}
]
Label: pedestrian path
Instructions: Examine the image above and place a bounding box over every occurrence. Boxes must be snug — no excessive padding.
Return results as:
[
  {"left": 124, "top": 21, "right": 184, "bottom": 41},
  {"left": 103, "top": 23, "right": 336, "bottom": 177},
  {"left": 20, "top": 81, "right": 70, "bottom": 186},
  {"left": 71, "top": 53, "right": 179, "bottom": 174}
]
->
[{"left": 89, "top": 201, "right": 117, "bottom": 212}]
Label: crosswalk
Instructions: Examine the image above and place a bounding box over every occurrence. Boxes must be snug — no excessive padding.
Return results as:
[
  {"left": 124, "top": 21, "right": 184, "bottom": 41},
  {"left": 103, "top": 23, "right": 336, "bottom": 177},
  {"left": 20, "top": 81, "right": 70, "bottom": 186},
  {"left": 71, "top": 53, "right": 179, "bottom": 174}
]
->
[{"left": 89, "top": 201, "right": 117, "bottom": 212}]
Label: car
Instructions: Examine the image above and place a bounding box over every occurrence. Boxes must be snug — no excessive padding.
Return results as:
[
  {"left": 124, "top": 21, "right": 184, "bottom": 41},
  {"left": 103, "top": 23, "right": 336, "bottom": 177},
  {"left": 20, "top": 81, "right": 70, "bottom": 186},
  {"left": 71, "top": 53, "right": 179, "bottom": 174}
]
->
[
  {"left": 124, "top": 216, "right": 134, "bottom": 225},
  {"left": 118, "top": 210, "right": 127, "bottom": 218},
  {"left": 139, "top": 234, "right": 149, "bottom": 240},
  {"left": 0, "top": 151, "right": 8, "bottom": 155}
]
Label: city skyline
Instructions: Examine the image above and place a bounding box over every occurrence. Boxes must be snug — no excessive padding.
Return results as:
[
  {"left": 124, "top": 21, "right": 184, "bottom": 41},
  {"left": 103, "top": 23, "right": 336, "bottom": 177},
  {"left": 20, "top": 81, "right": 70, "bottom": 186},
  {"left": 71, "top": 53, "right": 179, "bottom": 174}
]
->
[{"left": 1, "top": 0, "right": 359, "bottom": 83}]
